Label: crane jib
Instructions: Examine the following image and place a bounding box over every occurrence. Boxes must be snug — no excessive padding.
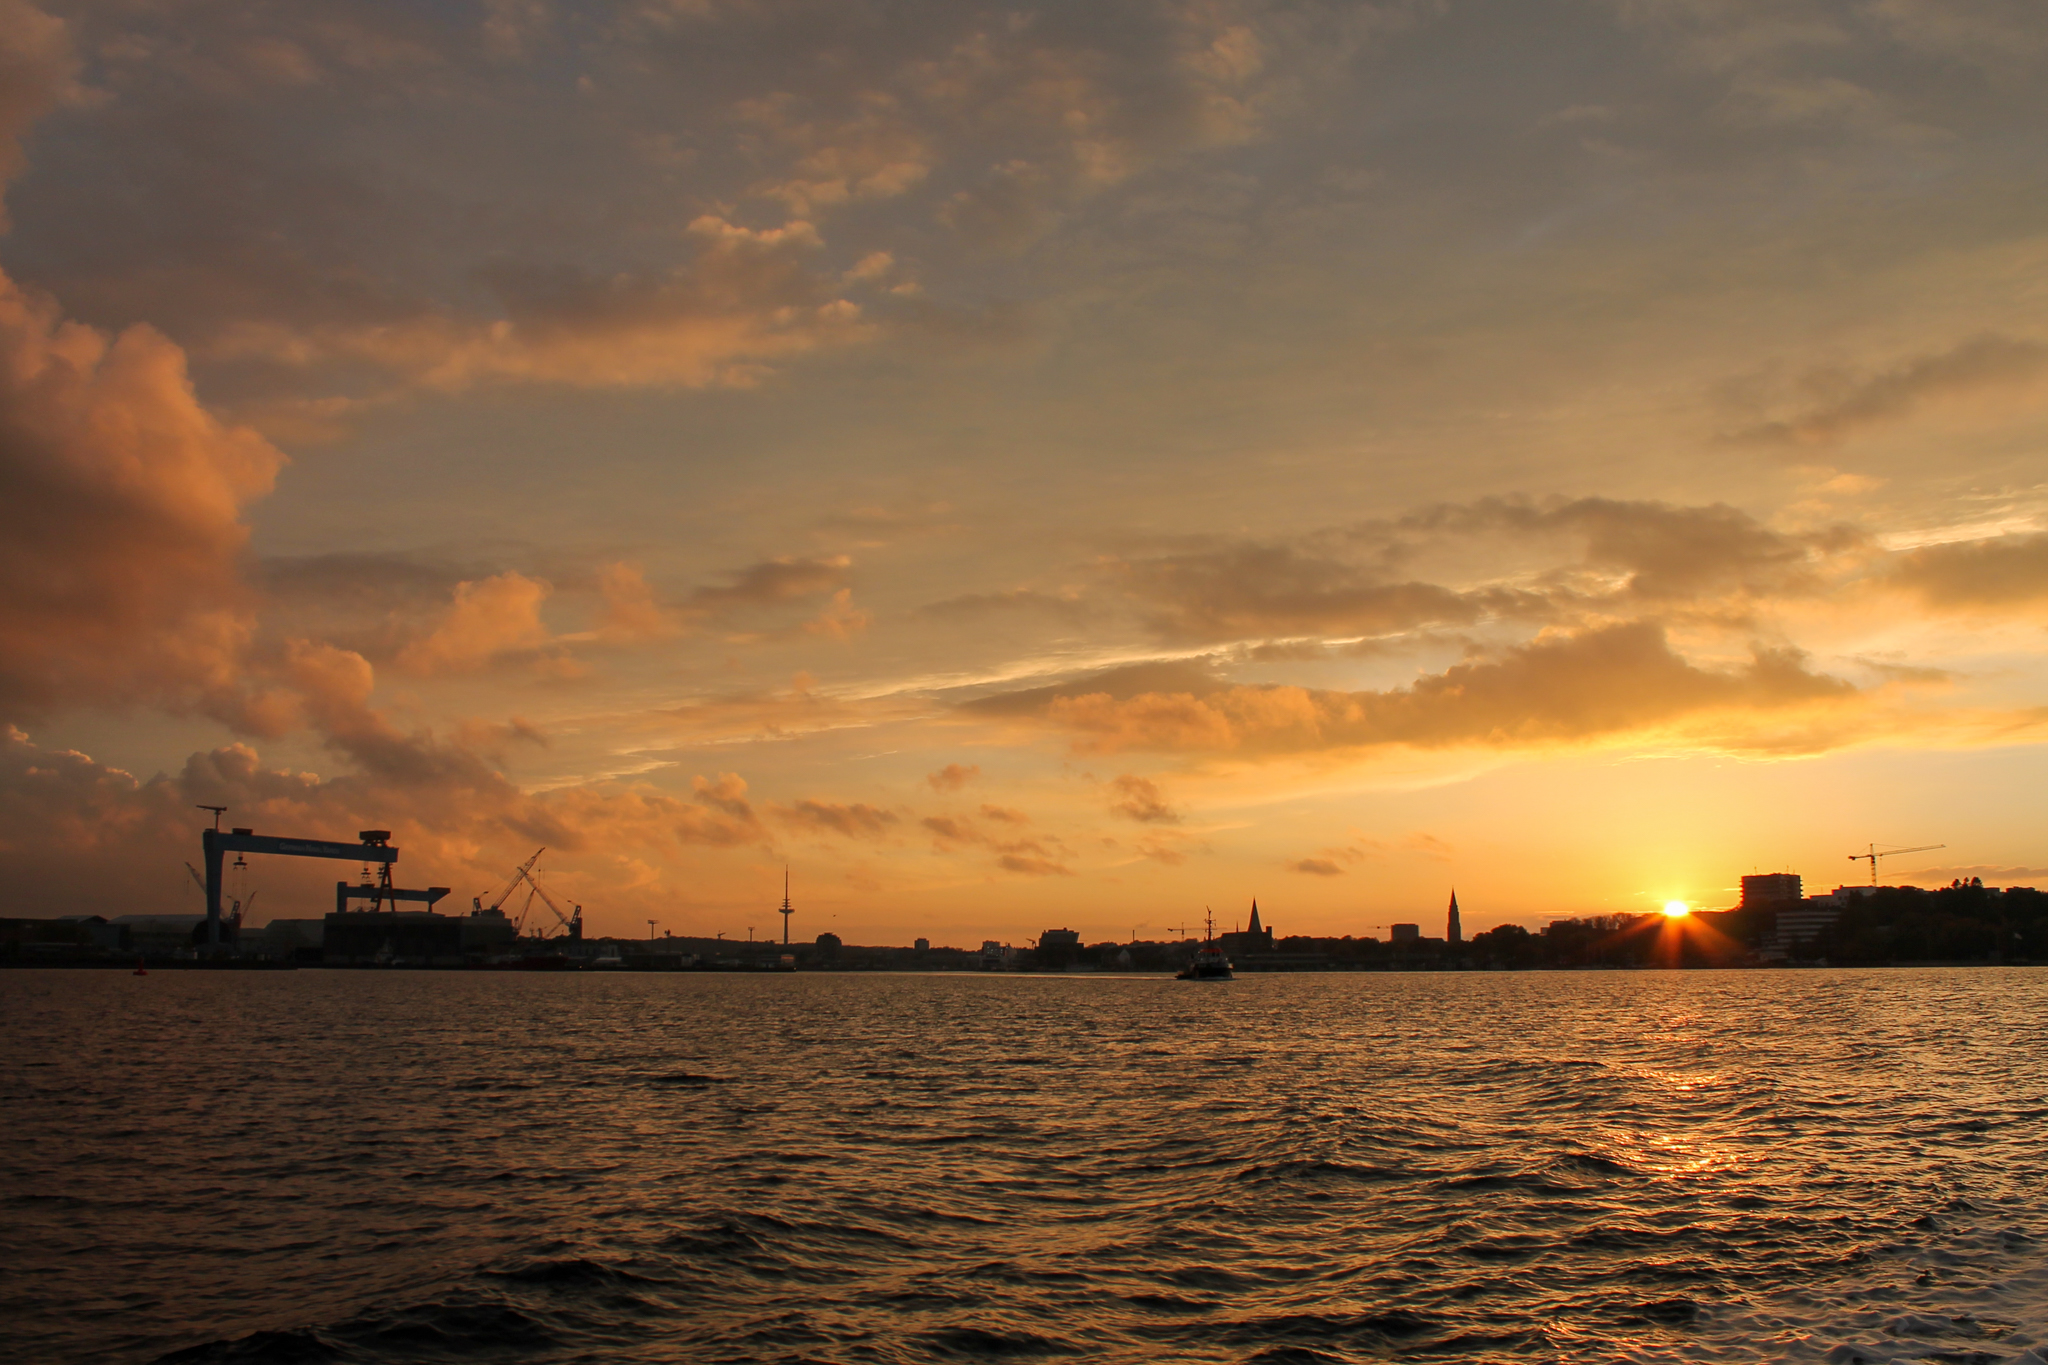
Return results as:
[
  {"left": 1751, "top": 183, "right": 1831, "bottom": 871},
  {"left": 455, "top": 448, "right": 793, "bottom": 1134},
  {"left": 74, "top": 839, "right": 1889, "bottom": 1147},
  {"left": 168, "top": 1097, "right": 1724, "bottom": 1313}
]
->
[{"left": 207, "top": 831, "right": 398, "bottom": 863}]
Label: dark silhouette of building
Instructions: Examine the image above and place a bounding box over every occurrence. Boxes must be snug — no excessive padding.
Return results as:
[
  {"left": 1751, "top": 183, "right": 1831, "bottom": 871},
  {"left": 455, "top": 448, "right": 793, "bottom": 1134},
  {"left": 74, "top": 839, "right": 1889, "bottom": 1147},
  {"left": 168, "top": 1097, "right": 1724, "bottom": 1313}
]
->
[
  {"left": 1741, "top": 873, "right": 1802, "bottom": 909},
  {"left": 1222, "top": 899, "right": 1274, "bottom": 955},
  {"left": 1447, "top": 891, "right": 1461, "bottom": 943},
  {"left": 324, "top": 910, "right": 464, "bottom": 964},
  {"left": 1037, "top": 927, "right": 1080, "bottom": 968},
  {"left": 1390, "top": 923, "right": 1420, "bottom": 943}
]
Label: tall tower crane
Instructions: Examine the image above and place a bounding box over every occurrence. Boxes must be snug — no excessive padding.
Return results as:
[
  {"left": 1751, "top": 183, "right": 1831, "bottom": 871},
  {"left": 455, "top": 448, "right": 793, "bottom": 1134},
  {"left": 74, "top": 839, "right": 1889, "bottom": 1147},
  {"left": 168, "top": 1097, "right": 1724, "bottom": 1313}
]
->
[{"left": 1848, "top": 842, "right": 1945, "bottom": 887}]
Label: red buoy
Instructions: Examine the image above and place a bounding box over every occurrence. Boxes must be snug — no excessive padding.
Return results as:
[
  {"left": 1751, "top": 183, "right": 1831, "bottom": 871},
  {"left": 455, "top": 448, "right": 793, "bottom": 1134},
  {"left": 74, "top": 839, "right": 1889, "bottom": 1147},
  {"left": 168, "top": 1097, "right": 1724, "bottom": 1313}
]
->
[{"left": 133, "top": 958, "right": 147, "bottom": 976}]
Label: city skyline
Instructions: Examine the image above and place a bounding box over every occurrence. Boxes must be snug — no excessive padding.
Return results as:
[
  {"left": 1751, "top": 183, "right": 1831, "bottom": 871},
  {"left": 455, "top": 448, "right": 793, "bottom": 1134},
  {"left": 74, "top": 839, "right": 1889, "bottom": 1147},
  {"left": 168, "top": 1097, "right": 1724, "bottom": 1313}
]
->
[{"left": 3, "top": 0, "right": 2046, "bottom": 944}]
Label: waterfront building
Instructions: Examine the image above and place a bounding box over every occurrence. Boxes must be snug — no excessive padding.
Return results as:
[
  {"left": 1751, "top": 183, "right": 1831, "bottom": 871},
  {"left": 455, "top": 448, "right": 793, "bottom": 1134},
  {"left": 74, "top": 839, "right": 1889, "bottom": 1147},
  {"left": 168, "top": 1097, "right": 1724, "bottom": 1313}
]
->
[
  {"left": 109, "top": 914, "right": 212, "bottom": 954},
  {"left": 324, "top": 910, "right": 465, "bottom": 965},
  {"left": 1741, "top": 873, "right": 1803, "bottom": 909},
  {"left": 1764, "top": 890, "right": 1846, "bottom": 960},
  {"left": 1390, "top": 923, "right": 1420, "bottom": 943},
  {"left": 258, "top": 919, "right": 325, "bottom": 959}
]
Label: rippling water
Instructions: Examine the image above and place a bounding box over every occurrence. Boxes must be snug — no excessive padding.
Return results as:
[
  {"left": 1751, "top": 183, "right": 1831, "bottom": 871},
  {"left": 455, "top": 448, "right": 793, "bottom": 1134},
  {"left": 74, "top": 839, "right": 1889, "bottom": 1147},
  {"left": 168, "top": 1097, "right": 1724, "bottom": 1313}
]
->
[{"left": 6, "top": 968, "right": 2047, "bottom": 1364}]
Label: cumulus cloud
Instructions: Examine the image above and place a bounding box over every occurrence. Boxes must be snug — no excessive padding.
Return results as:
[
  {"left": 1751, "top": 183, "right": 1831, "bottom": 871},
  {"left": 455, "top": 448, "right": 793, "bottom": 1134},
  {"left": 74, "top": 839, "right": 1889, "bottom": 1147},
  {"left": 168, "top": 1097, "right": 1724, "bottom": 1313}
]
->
[
  {"left": 395, "top": 572, "right": 553, "bottom": 675},
  {"left": 1016, "top": 622, "right": 1856, "bottom": 756},
  {"left": 596, "top": 562, "right": 682, "bottom": 642},
  {"left": 0, "top": 266, "right": 284, "bottom": 722}
]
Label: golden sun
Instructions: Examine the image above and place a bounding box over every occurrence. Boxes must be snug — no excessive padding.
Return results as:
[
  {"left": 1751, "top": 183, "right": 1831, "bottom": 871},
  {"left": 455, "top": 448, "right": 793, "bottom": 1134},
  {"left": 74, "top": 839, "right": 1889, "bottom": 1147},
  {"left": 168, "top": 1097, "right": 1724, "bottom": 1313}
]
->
[{"left": 1662, "top": 901, "right": 1691, "bottom": 918}]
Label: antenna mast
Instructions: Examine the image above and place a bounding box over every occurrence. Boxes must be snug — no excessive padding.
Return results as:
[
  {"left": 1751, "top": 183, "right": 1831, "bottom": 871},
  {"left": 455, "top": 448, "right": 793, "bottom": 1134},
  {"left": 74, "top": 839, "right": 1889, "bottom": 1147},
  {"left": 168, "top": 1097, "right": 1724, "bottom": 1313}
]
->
[{"left": 779, "top": 868, "right": 795, "bottom": 946}]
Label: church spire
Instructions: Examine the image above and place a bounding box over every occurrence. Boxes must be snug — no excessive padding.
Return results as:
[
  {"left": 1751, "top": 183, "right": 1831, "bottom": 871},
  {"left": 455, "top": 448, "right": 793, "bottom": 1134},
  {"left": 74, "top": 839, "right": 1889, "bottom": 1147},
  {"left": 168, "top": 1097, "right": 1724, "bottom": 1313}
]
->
[
  {"left": 1247, "top": 898, "right": 1262, "bottom": 935},
  {"left": 1447, "top": 889, "right": 1462, "bottom": 944}
]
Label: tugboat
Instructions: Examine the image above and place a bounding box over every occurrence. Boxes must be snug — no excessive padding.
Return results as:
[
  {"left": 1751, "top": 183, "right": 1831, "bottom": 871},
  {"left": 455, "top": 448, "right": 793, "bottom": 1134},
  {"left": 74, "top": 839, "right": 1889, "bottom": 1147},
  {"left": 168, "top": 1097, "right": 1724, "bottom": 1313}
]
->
[{"left": 1176, "top": 909, "right": 1234, "bottom": 980}]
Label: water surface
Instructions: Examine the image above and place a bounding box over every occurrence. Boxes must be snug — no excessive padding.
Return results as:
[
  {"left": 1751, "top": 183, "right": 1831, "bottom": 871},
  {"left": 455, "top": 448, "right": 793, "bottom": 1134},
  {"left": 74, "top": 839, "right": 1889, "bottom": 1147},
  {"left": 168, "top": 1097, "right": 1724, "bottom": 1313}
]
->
[{"left": 5, "top": 968, "right": 2045, "bottom": 1363}]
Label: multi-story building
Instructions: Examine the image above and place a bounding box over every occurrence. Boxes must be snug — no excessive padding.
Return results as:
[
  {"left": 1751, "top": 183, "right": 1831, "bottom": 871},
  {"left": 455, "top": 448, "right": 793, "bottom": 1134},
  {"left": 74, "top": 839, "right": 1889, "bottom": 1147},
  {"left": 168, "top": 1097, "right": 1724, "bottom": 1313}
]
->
[{"left": 1741, "top": 873, "right": 1803, "bottom": 909}]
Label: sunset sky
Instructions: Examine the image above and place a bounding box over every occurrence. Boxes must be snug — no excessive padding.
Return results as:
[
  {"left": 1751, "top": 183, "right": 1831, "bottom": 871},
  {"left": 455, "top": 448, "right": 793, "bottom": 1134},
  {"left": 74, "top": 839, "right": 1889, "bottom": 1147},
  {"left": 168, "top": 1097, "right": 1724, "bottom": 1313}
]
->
[{"left": 3, "top": 0, "right": 2045, "bottom": 944}]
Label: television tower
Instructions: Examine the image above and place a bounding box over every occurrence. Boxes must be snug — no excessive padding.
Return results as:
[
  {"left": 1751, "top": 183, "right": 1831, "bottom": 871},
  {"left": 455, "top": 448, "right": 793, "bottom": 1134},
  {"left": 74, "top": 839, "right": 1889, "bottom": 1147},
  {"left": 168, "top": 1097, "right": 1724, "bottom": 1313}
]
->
[{"left": 779, "top": 868, "right": 794, "bottom": 945}]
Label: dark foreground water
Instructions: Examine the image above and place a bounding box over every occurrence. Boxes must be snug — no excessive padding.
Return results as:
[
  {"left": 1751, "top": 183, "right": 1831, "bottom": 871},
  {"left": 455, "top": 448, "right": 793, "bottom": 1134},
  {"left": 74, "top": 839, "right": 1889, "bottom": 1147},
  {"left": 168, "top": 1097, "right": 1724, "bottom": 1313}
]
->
[{"left": 5, "top": 968, "right": 2047, "bottom": 1365}]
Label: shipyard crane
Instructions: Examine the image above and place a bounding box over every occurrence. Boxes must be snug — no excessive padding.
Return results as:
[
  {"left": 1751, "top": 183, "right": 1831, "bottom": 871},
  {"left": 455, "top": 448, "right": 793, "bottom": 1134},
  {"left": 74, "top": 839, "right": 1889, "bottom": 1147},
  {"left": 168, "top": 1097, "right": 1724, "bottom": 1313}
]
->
[
  {"left": 517, "top": 865, "right": 582, "bottom": 940},
  {"left": 1848, "top": 842, "right": 1945, "bottom": 887},
  {"left": 475, "top": 848, "right": 545, "bottom": 917},
  {"left": 188, "top": 860, "right": 255, "bottom": 910}
]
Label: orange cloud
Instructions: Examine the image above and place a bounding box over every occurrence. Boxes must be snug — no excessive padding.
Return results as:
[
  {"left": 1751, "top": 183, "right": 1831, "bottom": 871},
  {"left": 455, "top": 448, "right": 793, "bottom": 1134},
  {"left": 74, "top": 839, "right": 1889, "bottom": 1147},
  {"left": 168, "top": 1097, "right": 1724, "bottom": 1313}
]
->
[
  {"left": 774, "top": 798, "right": 898, "bottom": 839},
  {"left": 1733, "top": 333, "right": 2048, "bottom": 447},
  {"left": 596, "top": 562, "right": 682, "bottom": 642},
  {"left": 1893, "top": 533, "right": 2048, "bottom": 609},
  {"left": 927, "top": 762, "right": 980, "bottom": 791},
  {"left": 0, "top": 1, "right": 78, "bottom": 230},
  {"left": 1034, "top": 622, "right": 1855, "bottom": 756},
  {"left": 395, "top": 572, "right": 552, "bottom": 675},
  {"left": 211, "top": 216, "right": 875, "bottom": 395},
  {"left": 1106, "top": 773, "right": 1180, "bottom": 823},
  {"left": 0, "top": 266, "right": 283, "bottom": 723},
  {"left": 738, "top": 90, "right": 935, "bottom": 217},
  {"left": 0, "top": 720, "right": 769, "bottom": 923},
  {"left": 997, "top": 853, "right": 1071, "bottom": 877},
  {"left": 802, "top": 588, "right": 871, "bottom": 641}
]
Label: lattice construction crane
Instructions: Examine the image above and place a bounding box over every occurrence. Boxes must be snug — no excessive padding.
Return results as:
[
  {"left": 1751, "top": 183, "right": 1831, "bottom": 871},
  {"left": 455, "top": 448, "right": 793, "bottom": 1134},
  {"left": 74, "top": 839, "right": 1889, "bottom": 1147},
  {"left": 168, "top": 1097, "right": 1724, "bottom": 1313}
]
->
[{"left": 1848, "top": 842, "right": 1945, "bottom": 887}]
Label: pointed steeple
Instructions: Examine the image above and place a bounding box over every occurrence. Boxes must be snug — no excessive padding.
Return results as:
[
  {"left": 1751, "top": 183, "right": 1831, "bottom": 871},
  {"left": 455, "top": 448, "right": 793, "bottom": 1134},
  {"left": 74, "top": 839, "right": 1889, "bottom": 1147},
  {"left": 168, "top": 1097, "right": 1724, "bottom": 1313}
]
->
[
  {"left": 1247, "top": 898, "right": 1263, "bottom": 935},
  {"left": 1447, "top": 889, "right": 1462, "bottom": 944}
]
